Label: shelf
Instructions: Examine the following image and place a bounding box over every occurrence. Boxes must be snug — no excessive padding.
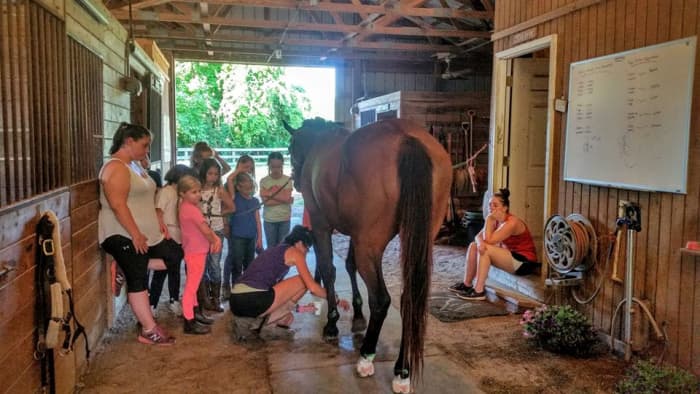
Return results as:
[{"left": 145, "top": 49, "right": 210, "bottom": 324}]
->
[{"left": 680, "top": 248, "right": 700, "bottom": 257}]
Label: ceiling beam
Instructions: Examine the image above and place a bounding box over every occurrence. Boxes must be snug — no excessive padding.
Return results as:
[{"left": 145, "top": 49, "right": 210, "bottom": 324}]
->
[
  {"left": 165, "top": 46, "right": 433, "bottom": 63},
  {"left": 136, "top": 29, "right": 458, "bottom": 52},
  {"left": 114, "top": 10, "right": 491, "bottom": 39},
  {"left": 353, "top": 0, "right": 425, "bottom": 43},
  {"left": 114, "top": 0, "right": 493, "bottom": 19}
]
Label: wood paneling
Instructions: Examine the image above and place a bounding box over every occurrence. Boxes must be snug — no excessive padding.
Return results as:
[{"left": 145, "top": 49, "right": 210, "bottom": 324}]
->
[
  {"left": 495, "top": 0, "right": 700, "bottom": 373},
  {"left": 0, "top": 0, "right": 129, "bottom": 390},
  {"left": 68, "top": 39, "right": 103, "bottom": 183}
]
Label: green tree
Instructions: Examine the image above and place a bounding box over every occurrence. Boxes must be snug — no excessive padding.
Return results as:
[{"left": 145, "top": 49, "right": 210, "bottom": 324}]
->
[
  {"left": 175, "top": 63, "right": 310, "bottom": 148},
  {"left": 174, "top": 62, "right": 225, "bottom": 146}
]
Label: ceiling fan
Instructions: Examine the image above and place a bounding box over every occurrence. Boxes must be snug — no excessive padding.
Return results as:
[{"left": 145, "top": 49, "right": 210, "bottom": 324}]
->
[{"left": 434, "top": 52, "right": 473, "bottom": 80}]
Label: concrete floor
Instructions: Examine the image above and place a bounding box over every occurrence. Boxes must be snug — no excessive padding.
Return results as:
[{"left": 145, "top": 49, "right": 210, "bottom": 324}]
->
[{"left": 78, "top": 249, "right": 483, "bottom": 394}]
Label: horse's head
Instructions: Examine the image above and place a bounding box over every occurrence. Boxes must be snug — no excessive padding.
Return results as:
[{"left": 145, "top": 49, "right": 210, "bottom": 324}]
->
[{"left": 284, "top": 117, "right": 342, "bottom": 191}]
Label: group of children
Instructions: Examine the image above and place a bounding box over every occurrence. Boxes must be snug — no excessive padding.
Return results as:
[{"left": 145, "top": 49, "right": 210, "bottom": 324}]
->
[{"left": 147, "top": 143, "right": 294, "bottom": 335}]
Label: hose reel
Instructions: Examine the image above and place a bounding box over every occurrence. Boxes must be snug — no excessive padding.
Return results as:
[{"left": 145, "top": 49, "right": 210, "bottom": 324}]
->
[{"left": 544, "top": 213, "right": 597, "bottom": 286}]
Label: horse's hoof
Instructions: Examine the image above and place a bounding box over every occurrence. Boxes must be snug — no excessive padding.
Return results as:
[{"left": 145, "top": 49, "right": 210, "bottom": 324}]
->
[
  {"left": 356, "top": 356, "right": 375, "bottom": 377},
  {"left": 351, "top": 317, "right": 367, "bottom": 333},
  {"left": 323, "top": 325, "right": 339, "bottom": 339},
  {"left": 392, "top": 376, "right": 411, "bottom": 393}
]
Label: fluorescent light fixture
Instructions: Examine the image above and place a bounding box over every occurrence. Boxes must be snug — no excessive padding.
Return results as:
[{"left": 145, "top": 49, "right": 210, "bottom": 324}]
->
[{"left": 75, "top": 0, "right": 109, "bottom": 25}]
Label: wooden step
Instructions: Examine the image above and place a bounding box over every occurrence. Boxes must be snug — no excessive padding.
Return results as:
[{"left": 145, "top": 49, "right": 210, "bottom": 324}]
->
[{"left": 485, "top": 266, "right": 545, "bottom": 310}]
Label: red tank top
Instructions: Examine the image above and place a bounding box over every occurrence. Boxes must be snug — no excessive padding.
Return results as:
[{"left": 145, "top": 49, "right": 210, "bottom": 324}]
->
[{"left": 501, "top": 216, "right": 538, "bottom": 262}]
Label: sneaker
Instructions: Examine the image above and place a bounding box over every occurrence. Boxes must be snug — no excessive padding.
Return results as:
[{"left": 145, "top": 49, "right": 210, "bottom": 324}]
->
[
  {"left": 151, "top": 305, "right": 158, "bottom": 319},
  {"left": 272, "top": 312, "right": 294, "bottom": 329},
  {"left": 138, "top": 325, "right": 175, "bottom": 345},
  {"left": 168, "top": 300, "right": 182, "bottom": 316},
  {"left": 448, "top": 281, "right": 473, "bottom": 293},
  {"left": 456, "top": 288, "right": 486, "bottom": 301},
  {"left": 184, "top": 319, "right": 211, "bottom": 335}
]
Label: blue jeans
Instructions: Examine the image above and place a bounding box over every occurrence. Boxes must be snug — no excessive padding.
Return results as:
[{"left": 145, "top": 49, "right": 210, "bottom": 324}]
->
[
  {"left": 223, "top": 236, "right": 255, "bottom": 289},
  {"left": 204, "top": 231, "right": 226, "bottom": 284},
  {"left": 264, "top": 220, "right": 290, "bottom": 248}
]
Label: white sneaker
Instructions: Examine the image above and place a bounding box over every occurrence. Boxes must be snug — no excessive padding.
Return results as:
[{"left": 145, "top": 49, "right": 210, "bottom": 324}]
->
[
  {"left": 151, "top": 305, "right": 158, "bottom": 319},
  {"left": 168, "top": 300, "right": 182, "bottom": 316}
]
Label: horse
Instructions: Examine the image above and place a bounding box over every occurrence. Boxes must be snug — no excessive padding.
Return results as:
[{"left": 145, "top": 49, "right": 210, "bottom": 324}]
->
[{"left": 284, "top": 117, "right": 452, "bottom": 393}]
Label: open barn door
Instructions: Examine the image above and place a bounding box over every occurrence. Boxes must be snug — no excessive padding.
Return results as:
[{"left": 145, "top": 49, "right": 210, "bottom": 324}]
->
[
  {"left": 489, "top": 36, "right": 559, "bottom": 300},
  {"left": 507, "top": 57, "right": 549, "bottom": 260}
]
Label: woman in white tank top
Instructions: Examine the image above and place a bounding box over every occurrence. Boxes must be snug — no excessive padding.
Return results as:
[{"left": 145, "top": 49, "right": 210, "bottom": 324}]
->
[{"left": 98, "top": 123, "right": 184, "bottom": 346}]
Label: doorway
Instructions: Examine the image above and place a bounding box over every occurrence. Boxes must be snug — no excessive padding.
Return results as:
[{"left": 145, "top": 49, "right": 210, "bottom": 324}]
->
[{"left": 489, "top": 35, "right": 558, "bottom": 300}]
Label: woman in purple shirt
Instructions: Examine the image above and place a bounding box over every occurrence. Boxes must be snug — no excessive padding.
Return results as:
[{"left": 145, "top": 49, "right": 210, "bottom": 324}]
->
[{"left": 229, "top": 226, "right": 348, "bottom": 328}]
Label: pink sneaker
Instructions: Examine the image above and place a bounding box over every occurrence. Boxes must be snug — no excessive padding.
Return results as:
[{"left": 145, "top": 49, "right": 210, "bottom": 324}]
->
[{"left": 138, "top": 325, "right": 175, "bottom": 346}]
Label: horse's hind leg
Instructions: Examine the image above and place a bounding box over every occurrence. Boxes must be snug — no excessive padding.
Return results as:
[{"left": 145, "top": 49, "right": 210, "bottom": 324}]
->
[
  {"left": 354, "top": 247, "right": 390, "bottom": 378},
  {"left": 392, "top": 334, "right": 411, "bottom": 393},
  {"left": 346, "top": 240, "right": 367, "bottom": 333}
]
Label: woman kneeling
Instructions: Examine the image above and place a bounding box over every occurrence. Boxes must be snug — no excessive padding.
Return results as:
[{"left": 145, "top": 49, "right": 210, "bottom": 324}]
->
[{"left": 230, "top": 225, "right": 348, "bottom": 329}]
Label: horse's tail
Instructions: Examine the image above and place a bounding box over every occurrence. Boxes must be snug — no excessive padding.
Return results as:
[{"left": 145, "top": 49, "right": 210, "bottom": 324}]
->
[{"left": 396, "top": 136, "right": 433, "bottom": 383}]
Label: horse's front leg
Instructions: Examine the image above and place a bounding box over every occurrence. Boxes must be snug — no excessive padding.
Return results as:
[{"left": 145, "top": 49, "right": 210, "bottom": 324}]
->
[
  {"left": 345, "top": 240, "right": 367, "bottom": 333},
  {"left": 313, "top": 230, "right": 339, "bottom": 340}
]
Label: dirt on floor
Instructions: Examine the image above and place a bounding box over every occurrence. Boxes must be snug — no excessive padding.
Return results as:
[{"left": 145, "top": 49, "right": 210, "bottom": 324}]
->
[
  {"left": 331, "top": 234, "right": 628, "bottom": 394},
  {"left": 79, "top": 233, "right": 628, "bottom": 393}
]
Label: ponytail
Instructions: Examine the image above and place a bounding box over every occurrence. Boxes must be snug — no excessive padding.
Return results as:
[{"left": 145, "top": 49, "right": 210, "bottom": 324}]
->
[
  {"left": 109, "top": 123, "right": 151, "bottom": 155},
  {"left": 494, "top": 188, "right": 511, "bottom": 208}
]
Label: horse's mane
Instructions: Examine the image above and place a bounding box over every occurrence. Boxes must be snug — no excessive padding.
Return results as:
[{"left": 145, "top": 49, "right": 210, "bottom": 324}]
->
[{"left": 298, "top": 117, "right": 347, "bottom": 136}]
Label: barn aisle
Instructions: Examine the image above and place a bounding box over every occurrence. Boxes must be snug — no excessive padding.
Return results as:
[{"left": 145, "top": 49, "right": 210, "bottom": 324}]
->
[{"left": 76, "top": 245, "right": 482, "bottom": 394}]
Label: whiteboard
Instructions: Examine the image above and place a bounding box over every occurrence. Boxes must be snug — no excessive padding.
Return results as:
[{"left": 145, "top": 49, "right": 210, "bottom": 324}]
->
[{"left": 563, "top": 36, "right": 696, "bottom": 193}]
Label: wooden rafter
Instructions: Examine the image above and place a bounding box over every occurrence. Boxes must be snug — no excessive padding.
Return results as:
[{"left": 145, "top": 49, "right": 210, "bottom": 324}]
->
[
  {"left": 113, "top": 10, "right": 491, "bottom": 39},
  {"left": 107, "top": 0, "right": 494, "bottom": 62},
  {"left": 114, "top": 0, "right": 493, "bottom": 20},
  {"left": 139, "top": 29, "right": 457, "bottom": 52},
  {"left": 353, "top": 0, "right": 425, "bottom": 43},
  {"left": 163, "top": 44, "right": 447, "bottom": 63}
]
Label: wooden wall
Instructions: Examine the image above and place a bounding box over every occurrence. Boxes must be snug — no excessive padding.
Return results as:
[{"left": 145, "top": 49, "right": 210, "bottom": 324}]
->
[
  {"left": 335, "top": 61, "right": 491, "bottom": 127},
  {"left": 0, "top": 0, "right": 163, "bottom": 392},
  {"left": 494, "top": 0, "right": 700, "bottom": 374}
]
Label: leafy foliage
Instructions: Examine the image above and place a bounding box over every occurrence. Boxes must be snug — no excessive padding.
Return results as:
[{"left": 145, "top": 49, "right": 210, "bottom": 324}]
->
[
  {"left": 175, "top": 62, "right": 311, "bottom": 148},
  {"left": 520, "top": 304, "right": 599, "bottom": 356},
  {"left": 615, "top": 360, "right": 699, "bottom": 393}
]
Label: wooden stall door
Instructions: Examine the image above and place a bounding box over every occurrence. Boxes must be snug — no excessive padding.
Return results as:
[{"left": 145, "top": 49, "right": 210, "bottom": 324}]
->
[{"left": 508, "top": 57, "right": 549, "bottom": 261}]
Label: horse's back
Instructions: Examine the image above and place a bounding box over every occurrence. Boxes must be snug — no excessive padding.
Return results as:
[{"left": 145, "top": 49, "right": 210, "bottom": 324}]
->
[{"left": 337, "top": 119, "right": 452, "bottom": 237}]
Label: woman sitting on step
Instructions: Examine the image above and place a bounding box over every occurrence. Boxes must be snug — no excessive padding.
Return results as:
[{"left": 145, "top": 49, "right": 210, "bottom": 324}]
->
[{"left": 449, "top": 188, "right": 539, "bottom": 301}]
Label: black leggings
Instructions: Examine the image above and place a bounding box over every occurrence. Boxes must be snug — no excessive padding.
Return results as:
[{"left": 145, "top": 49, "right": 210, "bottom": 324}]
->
[
  {"left": 101, "top": 235, "right": 184, "bottom": 293},
  {"left": 229, "top": 289, "right": 275, "bottom": 317}
]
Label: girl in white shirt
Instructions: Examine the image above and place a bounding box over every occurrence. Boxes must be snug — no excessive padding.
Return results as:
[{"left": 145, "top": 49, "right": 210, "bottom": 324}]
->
[{"left": 198, "top": 158, "right": 233, "bottom": 311}]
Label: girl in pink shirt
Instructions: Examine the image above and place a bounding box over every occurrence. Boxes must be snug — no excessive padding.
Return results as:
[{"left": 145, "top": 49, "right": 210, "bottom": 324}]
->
[{"left": 178, "top": 175, "right": 222, "bottom": 335}]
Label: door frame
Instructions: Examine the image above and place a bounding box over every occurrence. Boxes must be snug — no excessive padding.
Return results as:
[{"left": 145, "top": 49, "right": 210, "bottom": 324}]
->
[{"left": 489, "top": 34, "right": 559, "bottom": 230}]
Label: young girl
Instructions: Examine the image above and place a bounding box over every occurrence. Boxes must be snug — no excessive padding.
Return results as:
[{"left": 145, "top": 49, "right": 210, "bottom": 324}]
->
[
  {"left": 260, "top": 152, "right": 294, "bottom": 248},
  {"left": 226, "top": 172, "right": 263, "bottom": 289},
  {"left": 190, "top": 141, "right": 231, "bottom": 174},
  {"left": 199, "top": 158, "right": 233, "bottom": 311},
  {"left": 178, "top": 175, "right": 222, "bottom": 334},
  {"left": 222, "top": 155, "right": 257, "bottom": 294},
  {"left": 149, "top": 165, "right": 193, "bottom": 316},
  {"left": 225, "top": 154, "right": 256, "bottom": 198}
]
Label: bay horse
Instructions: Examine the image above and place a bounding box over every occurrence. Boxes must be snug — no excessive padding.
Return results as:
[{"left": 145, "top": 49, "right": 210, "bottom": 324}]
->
[{"left": 284, "top": 117, "right": 452, "bottom": 393}]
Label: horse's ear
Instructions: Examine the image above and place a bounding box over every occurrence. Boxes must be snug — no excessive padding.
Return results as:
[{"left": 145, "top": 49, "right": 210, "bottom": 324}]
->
[{"left": 282, "top": 120, "right": 296, "bottom": 135}]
